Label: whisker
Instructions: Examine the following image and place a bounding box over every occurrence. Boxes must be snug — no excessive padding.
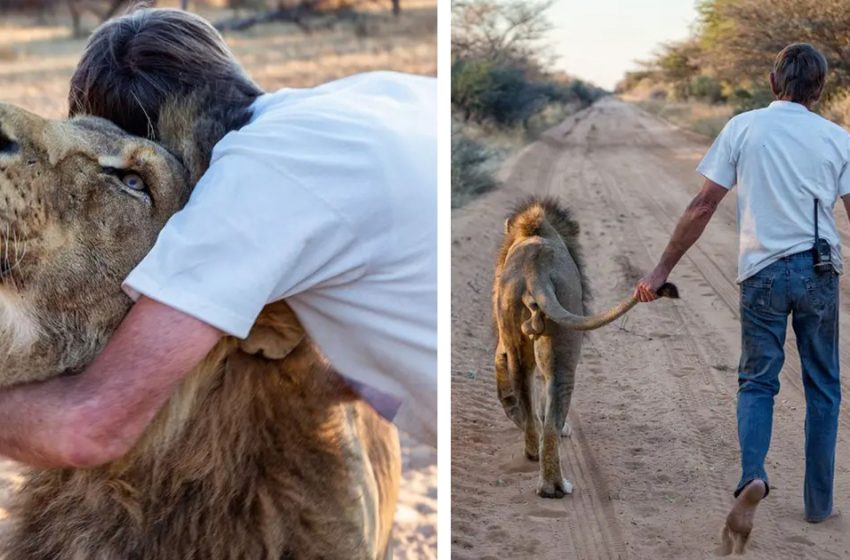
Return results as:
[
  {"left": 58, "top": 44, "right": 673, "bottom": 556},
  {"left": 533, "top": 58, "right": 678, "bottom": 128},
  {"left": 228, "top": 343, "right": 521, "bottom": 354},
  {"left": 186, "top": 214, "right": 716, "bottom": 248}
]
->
[
  {"left": 2, "top": 224, "right": 17, "bottom": 292},
  {"left": 6, "top": 239, "right": 26, "bottom": 275},
  {"left": 2, "top": 223, "right": 9, "bottom": 275}
]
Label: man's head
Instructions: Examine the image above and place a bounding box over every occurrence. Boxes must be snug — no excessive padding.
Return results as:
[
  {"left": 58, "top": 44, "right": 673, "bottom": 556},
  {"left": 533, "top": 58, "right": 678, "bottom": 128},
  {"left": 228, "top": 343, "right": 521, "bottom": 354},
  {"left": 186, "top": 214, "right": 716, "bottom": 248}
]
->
[
  {"left": 69, "top": 8, "right": 263, "bottom": 140},
  {"left": 769, "top": 43, "right": 827, "bottom": 107}
]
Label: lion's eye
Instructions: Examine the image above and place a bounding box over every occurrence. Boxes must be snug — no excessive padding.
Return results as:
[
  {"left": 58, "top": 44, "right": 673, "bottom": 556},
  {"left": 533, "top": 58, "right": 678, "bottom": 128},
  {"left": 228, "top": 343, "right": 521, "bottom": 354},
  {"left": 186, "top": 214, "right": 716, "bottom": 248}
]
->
[{"left": 122, "top": 173, "right": 145, "bottom": 191}]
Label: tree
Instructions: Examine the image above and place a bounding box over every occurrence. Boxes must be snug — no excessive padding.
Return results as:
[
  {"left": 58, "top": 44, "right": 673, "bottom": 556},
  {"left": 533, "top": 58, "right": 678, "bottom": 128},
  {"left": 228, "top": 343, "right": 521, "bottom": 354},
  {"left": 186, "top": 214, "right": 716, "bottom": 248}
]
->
[
  {"left": 66, "top": 0, "right": 140, "bottom": 37},
  {"left": 452, "top": 0, "right": 554, "bottom": 66},
  {"left": 696, "top": 0, "right": 850, "bottom": 101},
  {"left": 653, "top": 40, "right": 701, "bottom": 99}
]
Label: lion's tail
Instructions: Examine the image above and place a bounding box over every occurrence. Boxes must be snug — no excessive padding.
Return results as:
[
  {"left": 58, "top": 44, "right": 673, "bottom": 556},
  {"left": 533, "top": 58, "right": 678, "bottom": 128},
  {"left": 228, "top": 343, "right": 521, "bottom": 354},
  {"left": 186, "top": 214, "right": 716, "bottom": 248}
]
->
[{"left": 522, "top": 278, "right": 678, "bottom": 333}]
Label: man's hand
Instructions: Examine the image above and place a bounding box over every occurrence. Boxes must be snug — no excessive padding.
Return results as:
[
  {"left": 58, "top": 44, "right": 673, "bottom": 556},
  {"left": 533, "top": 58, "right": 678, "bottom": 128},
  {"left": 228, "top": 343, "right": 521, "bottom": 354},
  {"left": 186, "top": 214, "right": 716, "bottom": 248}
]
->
[
  {"left": 0, "top": 296, "right": 222, "bottom": 468},
  {"left": 634, "top": 267, "right": 670, "bottom": 303}
]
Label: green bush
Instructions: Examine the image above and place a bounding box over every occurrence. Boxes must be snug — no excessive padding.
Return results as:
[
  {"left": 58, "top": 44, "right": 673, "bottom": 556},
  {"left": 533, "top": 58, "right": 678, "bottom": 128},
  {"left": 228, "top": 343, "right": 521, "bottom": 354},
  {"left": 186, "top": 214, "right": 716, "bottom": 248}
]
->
[
  {"left": 689, "top": 75, "right": 725, "bottom": 104},
  {"left": 564, "top": 79, "right": 606, "bottom": 105},
  {"left": 729, "top": 87, "right": 773, "bottom": 114},
  {"left": 484, "top": 65, "right": 549, "bottom": 126},
  {"left": 451, "top": 133, "right": 498, "bottom": 208},
  {"left": 451, "top": 60, "right": 545, "bottom": 126},
  {"left": 451, "top": 59, "right": 606, "bottom": 128},
  {"left": 451, "top": 59, "right": 495, "bottom": 122}
]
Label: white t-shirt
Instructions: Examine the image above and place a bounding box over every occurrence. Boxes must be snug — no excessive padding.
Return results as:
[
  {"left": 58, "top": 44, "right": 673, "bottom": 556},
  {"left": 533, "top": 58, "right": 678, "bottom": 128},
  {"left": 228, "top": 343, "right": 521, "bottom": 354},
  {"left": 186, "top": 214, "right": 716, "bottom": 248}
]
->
[
  {"left": 698, "top": 100, "right": 850, "bottom": 283},
  {"left": 123, "top": 72, "right": 437, "bottom": 445}
]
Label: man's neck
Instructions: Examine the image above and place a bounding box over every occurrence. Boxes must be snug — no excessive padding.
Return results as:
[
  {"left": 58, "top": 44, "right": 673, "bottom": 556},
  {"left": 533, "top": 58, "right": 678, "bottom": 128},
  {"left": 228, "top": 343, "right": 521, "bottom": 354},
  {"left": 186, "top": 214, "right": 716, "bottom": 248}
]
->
[{"left": 775, "top": 97, "right": 813, "bottom": 110}]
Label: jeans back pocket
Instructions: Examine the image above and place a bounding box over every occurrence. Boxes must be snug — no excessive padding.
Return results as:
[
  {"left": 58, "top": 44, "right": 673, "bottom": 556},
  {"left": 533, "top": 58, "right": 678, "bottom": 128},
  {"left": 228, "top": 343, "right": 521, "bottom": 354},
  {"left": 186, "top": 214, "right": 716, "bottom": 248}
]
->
[
  {"left": 741, "top": 275, "right": 774, "bottom": 313},
  {"left": 805, "top": 271, "right": 838, "bottom": 312}
]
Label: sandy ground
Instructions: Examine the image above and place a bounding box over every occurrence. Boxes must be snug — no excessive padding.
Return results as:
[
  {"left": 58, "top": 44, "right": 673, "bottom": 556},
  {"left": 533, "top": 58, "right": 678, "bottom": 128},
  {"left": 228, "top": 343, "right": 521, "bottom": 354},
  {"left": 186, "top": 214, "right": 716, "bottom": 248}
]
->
[
  {"left": 0, "top": 5, "right": 436, "bottom": 557},
  {"left": 395, "top": 433, "right": 438, "bottom": 559},
  {"left": 451, "top": 96, "right": 850, "bottom": 559}
]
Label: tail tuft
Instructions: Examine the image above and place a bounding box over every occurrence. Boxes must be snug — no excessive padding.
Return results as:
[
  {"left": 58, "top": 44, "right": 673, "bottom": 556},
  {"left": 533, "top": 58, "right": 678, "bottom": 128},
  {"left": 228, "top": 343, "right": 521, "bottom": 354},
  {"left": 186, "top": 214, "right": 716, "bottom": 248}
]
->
[{"left": 656, "top": 282, "right": 680, "bottom": 299}]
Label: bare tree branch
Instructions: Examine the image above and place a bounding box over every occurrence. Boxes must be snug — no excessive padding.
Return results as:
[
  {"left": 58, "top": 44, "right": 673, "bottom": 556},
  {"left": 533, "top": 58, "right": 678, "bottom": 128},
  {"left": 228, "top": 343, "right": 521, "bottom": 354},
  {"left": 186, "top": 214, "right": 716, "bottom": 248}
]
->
[{"left": 452, "top": 0, "right": 554, "bottom": 68}]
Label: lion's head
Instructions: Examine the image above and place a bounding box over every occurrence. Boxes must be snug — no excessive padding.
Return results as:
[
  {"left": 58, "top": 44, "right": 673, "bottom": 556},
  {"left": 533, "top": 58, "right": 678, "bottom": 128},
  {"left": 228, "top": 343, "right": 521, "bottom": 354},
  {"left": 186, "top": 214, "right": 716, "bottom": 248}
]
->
[{"left": 0, "top": 102, "right": 190, "bottom": 386}]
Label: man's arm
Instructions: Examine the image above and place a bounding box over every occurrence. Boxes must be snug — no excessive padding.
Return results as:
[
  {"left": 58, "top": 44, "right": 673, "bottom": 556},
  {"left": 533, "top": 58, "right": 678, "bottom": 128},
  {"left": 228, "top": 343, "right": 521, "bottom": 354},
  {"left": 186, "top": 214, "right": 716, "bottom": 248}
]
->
[
  {"left": 634, "top": 179, "right": 729, "bottom": 302},
  {"left": 0, "top": 296, "right": 221, "bottom": 468}
]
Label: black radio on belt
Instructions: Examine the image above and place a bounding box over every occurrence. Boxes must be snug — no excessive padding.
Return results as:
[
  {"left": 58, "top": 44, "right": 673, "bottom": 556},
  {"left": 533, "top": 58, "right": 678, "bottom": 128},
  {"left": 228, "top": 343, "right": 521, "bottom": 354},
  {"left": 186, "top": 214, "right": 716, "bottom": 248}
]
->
[{"left": 813, "top": 198, "right": 834, "bottom": 274}]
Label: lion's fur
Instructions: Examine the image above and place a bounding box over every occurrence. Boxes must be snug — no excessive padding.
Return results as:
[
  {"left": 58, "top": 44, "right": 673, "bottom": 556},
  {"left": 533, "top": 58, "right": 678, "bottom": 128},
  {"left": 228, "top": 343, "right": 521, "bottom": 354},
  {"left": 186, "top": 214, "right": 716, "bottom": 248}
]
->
[
  {"left": 0, "top": 100, "right": 400, "bottom": 559},
  {"left": 491, "top": 197, "right": 675, "bottom": 498},
  {"left": 492, "top": 196, "right": 589, "bottom": 498},
  {"left": 496, "top": 196, "right": 590, "bottom": 313}
]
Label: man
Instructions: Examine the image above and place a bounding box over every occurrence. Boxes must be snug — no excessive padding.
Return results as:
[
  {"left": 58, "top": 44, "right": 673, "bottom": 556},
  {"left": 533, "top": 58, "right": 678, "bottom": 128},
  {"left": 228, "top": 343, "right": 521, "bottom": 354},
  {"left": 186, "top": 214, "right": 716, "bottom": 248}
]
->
[
  {"left": 0, "top": 8, "right": 436, "bottom": 469},
  {"left": 635, "top": 43, "right": 850, "bottom": 543}
]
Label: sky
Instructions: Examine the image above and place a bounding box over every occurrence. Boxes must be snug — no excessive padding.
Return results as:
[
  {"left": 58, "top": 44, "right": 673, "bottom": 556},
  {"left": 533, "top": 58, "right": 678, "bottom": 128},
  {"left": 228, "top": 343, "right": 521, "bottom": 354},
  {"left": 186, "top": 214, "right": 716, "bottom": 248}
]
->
[{"left": 547, "top": 0, "right": 699, "bottom": 90}]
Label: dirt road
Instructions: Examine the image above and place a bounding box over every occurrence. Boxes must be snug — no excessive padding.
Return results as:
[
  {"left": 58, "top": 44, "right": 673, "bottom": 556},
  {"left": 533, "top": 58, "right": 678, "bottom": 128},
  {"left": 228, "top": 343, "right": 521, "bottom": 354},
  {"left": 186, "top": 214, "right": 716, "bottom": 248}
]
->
[{"left": 451, "top": 97, "right": 850, "bottom": 559}]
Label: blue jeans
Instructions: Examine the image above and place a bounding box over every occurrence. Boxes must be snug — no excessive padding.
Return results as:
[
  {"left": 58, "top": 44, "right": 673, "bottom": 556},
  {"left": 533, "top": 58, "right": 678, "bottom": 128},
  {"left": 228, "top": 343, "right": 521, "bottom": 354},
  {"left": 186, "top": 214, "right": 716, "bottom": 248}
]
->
[{"left": 736, "top": 251, "right": 840, "bottom": 522}]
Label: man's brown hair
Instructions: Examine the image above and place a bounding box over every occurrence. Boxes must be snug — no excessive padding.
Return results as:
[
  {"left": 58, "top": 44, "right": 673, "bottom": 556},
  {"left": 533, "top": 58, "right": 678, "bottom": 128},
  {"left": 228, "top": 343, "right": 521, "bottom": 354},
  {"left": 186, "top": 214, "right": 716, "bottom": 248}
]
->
[
  {"left": 69, "top": 8, "right": 263, "bottom": 139},
  {"left": 772, "top": 43, "right": 828, "bottom": 105}
]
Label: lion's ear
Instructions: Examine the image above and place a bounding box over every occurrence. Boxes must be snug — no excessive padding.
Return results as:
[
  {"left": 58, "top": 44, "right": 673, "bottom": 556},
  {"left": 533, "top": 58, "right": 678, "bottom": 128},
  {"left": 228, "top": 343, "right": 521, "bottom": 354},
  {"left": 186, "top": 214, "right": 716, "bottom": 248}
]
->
[
  {"left": 504, "top": 218, "right": 511, "bottom": 233},
  {"left": 239, "top": 302, "right": 304, "bottom": 360}
]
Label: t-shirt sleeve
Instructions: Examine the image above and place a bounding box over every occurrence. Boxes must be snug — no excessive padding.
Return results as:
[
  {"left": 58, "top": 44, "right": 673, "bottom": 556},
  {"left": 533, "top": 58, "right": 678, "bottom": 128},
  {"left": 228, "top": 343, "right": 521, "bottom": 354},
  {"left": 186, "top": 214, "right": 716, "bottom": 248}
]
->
[
  {"left": 840, "top": 137, "right": 850, "bottom": 197},
  {"left": 123, "top": 156, "right": 368, "bottom": 339},
  {"left": 696, "top": 120, "right": 738, "bottom": 189}
]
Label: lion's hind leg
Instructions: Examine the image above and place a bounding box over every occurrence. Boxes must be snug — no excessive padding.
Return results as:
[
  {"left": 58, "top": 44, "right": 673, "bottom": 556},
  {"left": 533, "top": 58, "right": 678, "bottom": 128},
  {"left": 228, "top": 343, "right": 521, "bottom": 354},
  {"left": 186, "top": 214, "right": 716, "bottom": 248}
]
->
[
  {"left": 512, "top": 349, "right": 539, "bottom": 461},
  {"left": 535, "top": 385, "right": 573, "bottom": 498},
  {"left": 533, "top": 335, "right": 576, "bottom": 499},
  {"left": 532, "top": 372, "right": 571, "bottom": 437},
  {"left": 495, "top": 344, "right": 523, "bottom": 431},
  {"left": 496, "top": 337, "right": 539, "bottom": 461}
]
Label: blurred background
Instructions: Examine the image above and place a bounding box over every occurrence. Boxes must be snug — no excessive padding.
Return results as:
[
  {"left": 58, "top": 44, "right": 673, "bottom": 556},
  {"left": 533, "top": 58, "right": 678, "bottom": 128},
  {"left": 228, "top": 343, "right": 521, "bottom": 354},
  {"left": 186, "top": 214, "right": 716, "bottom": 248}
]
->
[
  {"left": 616, "top": 0, "right": 850, "bottom": 141},
  {"left": 452, "top": 0, "right": 850, "bottom": 209},
  {"left": 451, "top": 0, "right": 607, "bottom": 207},
  {"left": 0, "top": 0, "right": 436, "bottom": 117},
  {"left": 0, "top": 1, "right": 436, "bottom": 558}
]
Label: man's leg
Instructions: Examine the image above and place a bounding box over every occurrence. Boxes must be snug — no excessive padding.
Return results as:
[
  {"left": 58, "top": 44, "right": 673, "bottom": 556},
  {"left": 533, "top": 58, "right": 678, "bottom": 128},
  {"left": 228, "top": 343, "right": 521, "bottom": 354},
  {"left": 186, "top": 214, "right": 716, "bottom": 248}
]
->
[
  {"left": 736, "top": 272, "right": 788, "bottom": 495},
  {"left": 721, "top": 268, "right": 788, "bottom": 555},
  {"left": 792, "top": 270, "right": 840, "bottom": 523}
]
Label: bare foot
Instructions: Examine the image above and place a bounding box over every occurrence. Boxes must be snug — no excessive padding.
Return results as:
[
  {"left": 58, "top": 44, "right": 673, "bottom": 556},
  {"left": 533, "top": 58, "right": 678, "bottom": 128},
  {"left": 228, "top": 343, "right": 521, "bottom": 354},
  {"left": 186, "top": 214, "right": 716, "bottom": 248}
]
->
[
  {"left": 718, "top": 479, "right": 766, "bottom": 556},
  {"left": 806, "top": 508, "right": 841, "bottom": 524}
]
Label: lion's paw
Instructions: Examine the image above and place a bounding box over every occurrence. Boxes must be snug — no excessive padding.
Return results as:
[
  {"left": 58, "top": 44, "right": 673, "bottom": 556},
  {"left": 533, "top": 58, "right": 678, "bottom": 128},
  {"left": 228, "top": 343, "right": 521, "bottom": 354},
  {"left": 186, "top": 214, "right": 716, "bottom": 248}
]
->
[
  {"left": 536, "top": 478, "right": 573, "bottom": 499},
  {"left": 561, "top": 422, "right": 572, "bottom": 438}
]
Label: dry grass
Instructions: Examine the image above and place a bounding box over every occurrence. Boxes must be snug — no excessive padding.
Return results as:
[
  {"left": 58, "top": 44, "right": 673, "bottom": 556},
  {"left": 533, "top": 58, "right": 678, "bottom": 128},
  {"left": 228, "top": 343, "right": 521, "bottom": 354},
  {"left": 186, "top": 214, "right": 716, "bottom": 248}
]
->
[
  {"left": 824, "top": 89, "right": 850, "bottom": 131},
  {"left": 450, "top": 99, "right": 590, "bottom": 208},
  {"left": 0, "top": 1, "right": 436, "bottom": 119},
  {"left": 631, "top": 98, "right": 734, "bottom": 139}
]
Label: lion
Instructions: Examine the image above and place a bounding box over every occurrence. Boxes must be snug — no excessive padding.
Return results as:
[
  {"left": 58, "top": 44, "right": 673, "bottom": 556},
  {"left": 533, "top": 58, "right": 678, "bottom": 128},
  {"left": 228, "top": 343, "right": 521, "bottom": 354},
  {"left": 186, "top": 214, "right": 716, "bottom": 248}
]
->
[
  {"left": 0, "top": 100, "right": 400, "bottom": 559},
  {"left": 493, "top": 196, "right": 677, "bottom": 498}
]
